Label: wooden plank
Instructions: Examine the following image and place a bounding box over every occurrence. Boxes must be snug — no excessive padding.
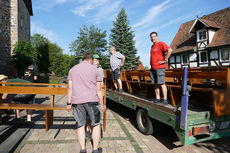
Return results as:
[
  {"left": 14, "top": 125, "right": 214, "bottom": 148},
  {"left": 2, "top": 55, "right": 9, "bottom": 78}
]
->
[
  {"left": 0, "top": 82, "right": 68, "bottom": 87},
  {"left": 213, "top": 68, "right": 230, "bottom": 116},
  {"left": 0, "top": 86, "right": 67, "bottom": 95},
  {"left": 45, "top": 110, "right": 53, "bottom": 131},
  {"left": 0, "top": 103, "right": 66, "bottom": 110}
]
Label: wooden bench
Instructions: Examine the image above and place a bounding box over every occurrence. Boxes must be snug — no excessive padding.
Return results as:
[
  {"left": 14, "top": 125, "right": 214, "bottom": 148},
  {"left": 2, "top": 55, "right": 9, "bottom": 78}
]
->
[
  {"left": 0, "top": 82, "right": 68, "bottom": 131},
  {"left": 105, "top": 68, "right": 230, "bottom": 117}
]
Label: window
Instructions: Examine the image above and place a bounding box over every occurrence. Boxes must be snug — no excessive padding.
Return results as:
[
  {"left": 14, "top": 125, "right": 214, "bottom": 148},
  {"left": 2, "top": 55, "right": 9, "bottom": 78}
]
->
[
  {"left": 199, "top": 51, "right": 208, "bottom": 63},
  {"left": 189, "top": 53, "right": 197, "bottom": 62},
  {"left": 220, "top": 48, "right": 230, "bottom": 61},
  {"left": 169, "top": 56, "right": 175, "bottom": 64},
  {"left": 210, "top": 50, "right": 219, "bottom": 60},
  {"left": 176, "top": 55, "right": 181, "bottom": 63},
  {"left": 182, "top": 54, "right": 188, "bottom": 64},
  {"left": 197, "top": 29, "right": 207, "bottom": 41}
]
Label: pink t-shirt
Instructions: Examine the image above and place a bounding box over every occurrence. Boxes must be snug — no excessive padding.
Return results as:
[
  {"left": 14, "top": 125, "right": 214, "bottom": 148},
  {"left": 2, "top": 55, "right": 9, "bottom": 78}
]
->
[{"left": 68, "top": 61, "right": 102, "bottom": 104}]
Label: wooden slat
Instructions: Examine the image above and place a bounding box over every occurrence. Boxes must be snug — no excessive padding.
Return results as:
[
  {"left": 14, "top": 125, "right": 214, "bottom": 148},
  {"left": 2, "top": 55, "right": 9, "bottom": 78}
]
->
[
  {"left": 0, "top": 86, "right": 67, "bottom": 95},
  {"left": 0, "top": 103, "right": 66, "bottom": 110},
  {"left": 0, "top": 82, "right": 68, "bottom": 87},
  {"left": 188, "top": 71, "right": 226, "bottom": 80}
]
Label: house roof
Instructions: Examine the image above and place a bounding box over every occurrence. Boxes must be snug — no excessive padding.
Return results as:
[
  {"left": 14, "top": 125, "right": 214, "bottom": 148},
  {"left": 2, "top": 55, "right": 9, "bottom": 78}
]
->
[
  {"left": 23, "top": 0, "right": 33, "bottom": 16},
  {"left": 189, "top": 18, "right": 220, "bottom": 33},
  {"left": 171, "top": 7, "right": 230, "bottom": 54}
]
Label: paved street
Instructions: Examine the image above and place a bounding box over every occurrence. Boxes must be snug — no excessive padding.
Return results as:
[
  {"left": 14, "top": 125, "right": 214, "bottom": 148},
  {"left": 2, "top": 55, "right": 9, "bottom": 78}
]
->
[{"left": 5, "top": 95, "right": 230, "bottom": 153}]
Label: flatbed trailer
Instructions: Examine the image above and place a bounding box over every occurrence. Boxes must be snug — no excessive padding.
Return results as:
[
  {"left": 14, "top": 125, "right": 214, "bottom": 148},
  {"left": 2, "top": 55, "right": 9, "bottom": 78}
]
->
[{"left": 105, "top": 67, "right": 230, "bottom": 145}]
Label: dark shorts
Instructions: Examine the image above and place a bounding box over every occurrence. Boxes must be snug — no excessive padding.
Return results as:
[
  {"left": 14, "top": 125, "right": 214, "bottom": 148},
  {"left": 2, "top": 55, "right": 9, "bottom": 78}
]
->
[
  {"left": 111, "top": 68, "right": 120, "bottom": 80},
  {"left": 13, "top": 94, "right": 35, "bottom": 104},
  {"left": 72, "top": 102, "right": 101, "bottom": 128},
  {"left": 150, "top": 68, "right": 165, "bottom": 84}
]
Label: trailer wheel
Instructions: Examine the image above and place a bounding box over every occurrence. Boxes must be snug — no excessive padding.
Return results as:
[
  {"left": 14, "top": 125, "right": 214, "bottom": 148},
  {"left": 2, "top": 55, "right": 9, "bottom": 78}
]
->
[{"left": 136, "top": 109, "right": 153, "bottom": 135}]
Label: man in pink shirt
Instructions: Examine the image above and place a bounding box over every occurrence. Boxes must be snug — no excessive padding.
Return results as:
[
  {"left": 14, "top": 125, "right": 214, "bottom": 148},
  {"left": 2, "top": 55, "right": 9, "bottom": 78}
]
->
[{"left": 66, "top": 52, "right": 105, "bottom": 153}]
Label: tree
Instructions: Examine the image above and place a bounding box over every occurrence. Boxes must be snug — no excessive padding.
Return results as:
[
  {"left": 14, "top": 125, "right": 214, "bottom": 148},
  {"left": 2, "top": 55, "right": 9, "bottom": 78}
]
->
[
  {"left": 70, "top": 25, "right": 107, "bottom": 56},
  {"left": 48, "top": 42, "right": 65, "bottom": 77},
  {"left": 31, "top": 33, "right": 49, "bottom": 73},
  {"left": 109, "top": 8, "right": 139, "bottom": 70},
  {"left": 11, "top": 40, "right": 37, "bottom": 77}
]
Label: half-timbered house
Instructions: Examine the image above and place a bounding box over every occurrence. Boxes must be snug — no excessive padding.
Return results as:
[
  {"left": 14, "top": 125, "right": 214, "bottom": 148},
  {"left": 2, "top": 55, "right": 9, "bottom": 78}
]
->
[{"left": 169, "top": 7, "right": 230, "bottom": 68}]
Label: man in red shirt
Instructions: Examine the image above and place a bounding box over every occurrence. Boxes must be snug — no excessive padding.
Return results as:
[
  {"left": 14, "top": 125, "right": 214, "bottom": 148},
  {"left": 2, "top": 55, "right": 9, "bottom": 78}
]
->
[{"left": 150, "top": 32, "right": 173, "bottom": 104}]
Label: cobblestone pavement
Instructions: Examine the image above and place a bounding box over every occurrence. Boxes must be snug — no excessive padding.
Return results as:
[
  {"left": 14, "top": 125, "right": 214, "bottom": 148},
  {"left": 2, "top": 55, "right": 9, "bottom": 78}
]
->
[{"left": 14, "top": 95, "right": 230, "bottom": 153}]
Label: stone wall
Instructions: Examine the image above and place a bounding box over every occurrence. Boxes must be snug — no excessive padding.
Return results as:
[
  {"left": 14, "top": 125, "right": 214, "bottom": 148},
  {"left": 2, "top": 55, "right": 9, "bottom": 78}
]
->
[
  {"left": 18, "top": 0, "right": 30, "bottom": 41},
  {"left": 0, "top": 0, "right": 31, "bottom": 76},
  {"left": 0, "top": 0, "right": 11, "bottom": 66}
]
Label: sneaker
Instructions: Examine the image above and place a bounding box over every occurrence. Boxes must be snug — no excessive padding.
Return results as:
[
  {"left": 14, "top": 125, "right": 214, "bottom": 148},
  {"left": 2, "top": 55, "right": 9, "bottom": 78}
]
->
[
  {"left": 115, "top": 88, "right": 119, "bottom": 92},
  {"left": 119, "top": 88, "right": 124, "bottom": 93},
  {"left": 153, "top": 99, "right": 161, "bottom": 103},
  {"left": 92, "top": 148, "right": 102, "bottom": 153},
  {"left": 161, "top": 99, "right": 168, "bottom": 105},
  {"left": 80, "top": 149, "right": 87, "bottom": 153}
]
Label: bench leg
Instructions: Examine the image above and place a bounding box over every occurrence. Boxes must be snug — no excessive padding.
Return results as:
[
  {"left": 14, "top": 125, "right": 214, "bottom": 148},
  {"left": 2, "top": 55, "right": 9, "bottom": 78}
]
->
[{"left": 45, "top": 110, "right": 53, "bottom": 131}]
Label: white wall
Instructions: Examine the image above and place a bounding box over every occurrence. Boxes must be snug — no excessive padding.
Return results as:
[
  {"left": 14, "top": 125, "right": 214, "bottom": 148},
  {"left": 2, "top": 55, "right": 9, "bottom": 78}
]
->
[
  {"left": 189, "top": 62, "right": 197, "bottom": 67},
  {"left": 208, "top": 29, "right": 216, "bottom": 44}
]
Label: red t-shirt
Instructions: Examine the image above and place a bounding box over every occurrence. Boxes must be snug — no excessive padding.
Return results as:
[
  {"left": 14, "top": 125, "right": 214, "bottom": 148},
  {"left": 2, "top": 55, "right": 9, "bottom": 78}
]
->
[{"left": 150, "top": 41, "right": 170, "bottom": 70}]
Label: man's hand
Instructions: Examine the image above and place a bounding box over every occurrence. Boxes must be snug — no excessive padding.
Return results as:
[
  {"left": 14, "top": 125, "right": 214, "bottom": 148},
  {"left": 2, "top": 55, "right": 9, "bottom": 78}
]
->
[
  {"left": 158, "top": 60, "right": 168, "bottom": 65},
  {"left": 66, "top": 105, "right": 72, "bottom": 112},
  {"left": 100, "top": 105, "right": 106, "bottom": 112},
  {"left": 121, "top": 63, "right": 124, "bottom": 66}
]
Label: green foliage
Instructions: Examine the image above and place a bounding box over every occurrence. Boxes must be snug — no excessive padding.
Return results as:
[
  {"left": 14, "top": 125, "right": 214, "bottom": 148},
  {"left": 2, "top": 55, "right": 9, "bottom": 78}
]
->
[
  {"left": 30, "top": 33, "right": 75, "bottom": 77},
  {"left": 12, "top": 40, "right": 37, "bottom": 77},
  {"left": 48, "top": 42, "right": 75, "bottom": 77},
  {"left": 31, "top": 33, "right": 49, "bottom": 73},
  {"left": 70, "top": 25, "right": 107, "bottom": 56},
  {"left": 109, "top": 8, "right": 140, "bottom": 70}
]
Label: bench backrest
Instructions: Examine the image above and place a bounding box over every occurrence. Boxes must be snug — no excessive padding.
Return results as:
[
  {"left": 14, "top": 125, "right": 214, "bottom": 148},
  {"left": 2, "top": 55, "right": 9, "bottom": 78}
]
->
[
  {"left": 104, "top": 68, "right": 230, "bottom": 117},
  {"left": 116, "top": 68, "right": 229, "bottom": 89},
  {"left": 0, "top": 82, "right": 68, "bottom": 105}
]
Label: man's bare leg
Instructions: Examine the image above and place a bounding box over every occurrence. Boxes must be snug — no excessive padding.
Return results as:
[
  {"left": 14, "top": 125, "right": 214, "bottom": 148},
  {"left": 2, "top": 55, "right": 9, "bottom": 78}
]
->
[
  {"left": 27, "top": 110, "right": 32, "bottom": 122},
  {"left": 154, "top": 84, "right": 160, "bottom": 100},
  {"left": 117, "top": 79, "right": 123, "bottom": 89},
  {"left": 161, "top": 84, "right": 167, "bottom": 100},
  {"left": 15, "top": 109, "right": 20, "bottom": 118},
  {"left": 113, "top": 80, "right": 118, "bottom": 89},
  {"left": 77, "top": 125, "right": 86, "bottom": 150},
  {"left": 91, "top": 124, "right": 101, "bottom": 150}
]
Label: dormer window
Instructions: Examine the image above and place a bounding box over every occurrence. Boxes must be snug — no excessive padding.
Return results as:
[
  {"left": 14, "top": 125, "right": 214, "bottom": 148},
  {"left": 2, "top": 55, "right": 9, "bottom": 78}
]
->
[{"left": 197, "top": 29, "right": 207, "bottom": 42}]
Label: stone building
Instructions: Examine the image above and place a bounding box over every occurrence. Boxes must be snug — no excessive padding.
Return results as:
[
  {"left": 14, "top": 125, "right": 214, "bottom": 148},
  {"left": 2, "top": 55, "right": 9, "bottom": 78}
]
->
[
  {"left": 169, "top": 7, "right": 230, "bottom": 68},
  {"left": 0, "top": 0, "right": 33, "bottom": 75}
]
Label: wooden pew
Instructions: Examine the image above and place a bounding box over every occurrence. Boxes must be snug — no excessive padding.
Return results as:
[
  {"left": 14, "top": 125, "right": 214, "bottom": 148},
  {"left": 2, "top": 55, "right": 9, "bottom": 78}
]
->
[
  {"left": 0, "top": 82, "right": 68, "bottom": 131},
  {"left": 105, "top": 68, "right": 230, "bottom": 117}
]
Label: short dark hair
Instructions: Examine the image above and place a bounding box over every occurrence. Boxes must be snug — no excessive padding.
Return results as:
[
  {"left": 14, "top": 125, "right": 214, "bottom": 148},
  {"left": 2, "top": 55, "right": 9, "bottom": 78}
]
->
[
  {"left": 150, "top": 32, "right": 158, "bottom": 37},
  {"left": 83, "top": 52, "right": 93, "bottom": 60}
]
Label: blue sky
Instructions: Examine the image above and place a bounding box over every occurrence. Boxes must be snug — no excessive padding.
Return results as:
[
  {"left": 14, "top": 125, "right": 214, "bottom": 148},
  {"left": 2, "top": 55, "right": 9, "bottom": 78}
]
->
[{"left": 31, "top": 0, "right": 229, "bottom": 67}]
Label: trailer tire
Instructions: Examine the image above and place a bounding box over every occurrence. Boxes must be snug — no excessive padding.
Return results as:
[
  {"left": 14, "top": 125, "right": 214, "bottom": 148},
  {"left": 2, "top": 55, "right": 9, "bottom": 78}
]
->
[{"left": 136, "top": 109, "right": 153, "bottom": 135}]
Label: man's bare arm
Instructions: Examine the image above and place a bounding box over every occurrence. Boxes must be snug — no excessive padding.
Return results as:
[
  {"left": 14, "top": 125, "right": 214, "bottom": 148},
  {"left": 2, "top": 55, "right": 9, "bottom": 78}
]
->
[
  {"left": 121, "top": 56, "right": 125, "bottom": 66},
  {"left": 165, "top": 48, "right": 173, "bottom": 61},
  {"left": 66, "top": 80, "right": 72, "bottom": 111},
  {"left": 97, "top": 82, "right": 105, "bottom": 112}
]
